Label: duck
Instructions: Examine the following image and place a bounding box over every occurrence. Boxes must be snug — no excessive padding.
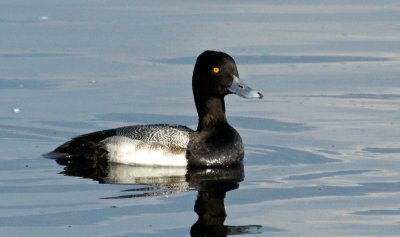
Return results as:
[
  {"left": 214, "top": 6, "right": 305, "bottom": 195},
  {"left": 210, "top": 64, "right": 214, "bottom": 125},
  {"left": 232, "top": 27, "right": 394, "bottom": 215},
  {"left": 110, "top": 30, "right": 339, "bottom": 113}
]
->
[{"left": 51, "top": 50, "right": 263, "bottom": 167}]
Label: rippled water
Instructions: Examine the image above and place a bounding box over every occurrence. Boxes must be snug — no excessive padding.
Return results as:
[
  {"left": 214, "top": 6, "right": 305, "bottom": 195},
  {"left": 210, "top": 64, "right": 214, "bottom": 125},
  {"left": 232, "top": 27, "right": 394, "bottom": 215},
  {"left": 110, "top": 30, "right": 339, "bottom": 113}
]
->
[{"left": 1, "top": 1, "right": 400, "bottom": 236}]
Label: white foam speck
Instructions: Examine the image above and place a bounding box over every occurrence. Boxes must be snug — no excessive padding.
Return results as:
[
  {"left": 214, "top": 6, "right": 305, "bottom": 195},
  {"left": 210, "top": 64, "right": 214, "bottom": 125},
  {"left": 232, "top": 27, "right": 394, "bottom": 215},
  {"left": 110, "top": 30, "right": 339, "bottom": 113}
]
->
[
  {"left": 13, "top": 108, "right": 20, "bottom": 113},
  {"left": 39, "top": 16, "right": 49, "bottom": 21}
]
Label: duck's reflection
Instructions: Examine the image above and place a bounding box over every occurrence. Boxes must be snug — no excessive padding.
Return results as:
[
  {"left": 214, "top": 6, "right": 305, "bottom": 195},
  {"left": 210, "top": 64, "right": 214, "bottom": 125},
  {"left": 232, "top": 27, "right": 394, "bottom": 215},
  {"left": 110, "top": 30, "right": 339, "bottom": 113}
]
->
[
  {"left": 55, "top": 160, "right": 261, "bottom": 236},
  {"left": 188, "top": 167, "right": 261, "bottom": 236}
]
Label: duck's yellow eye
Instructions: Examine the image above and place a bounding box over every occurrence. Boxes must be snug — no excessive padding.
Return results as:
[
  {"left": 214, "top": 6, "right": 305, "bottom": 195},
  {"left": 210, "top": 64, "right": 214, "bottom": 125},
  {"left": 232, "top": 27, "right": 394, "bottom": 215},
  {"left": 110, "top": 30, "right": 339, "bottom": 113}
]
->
[{"left": 213, "top": 67, "right": 220, "bottom": 73}]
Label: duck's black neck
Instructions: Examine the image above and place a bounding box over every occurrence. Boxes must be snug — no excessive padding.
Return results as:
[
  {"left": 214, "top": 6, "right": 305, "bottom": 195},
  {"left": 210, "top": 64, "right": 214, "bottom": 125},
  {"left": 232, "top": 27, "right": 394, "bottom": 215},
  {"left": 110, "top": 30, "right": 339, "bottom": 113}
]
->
[{"left": 195, "top": 96, "right": 227, "bottom": 132}]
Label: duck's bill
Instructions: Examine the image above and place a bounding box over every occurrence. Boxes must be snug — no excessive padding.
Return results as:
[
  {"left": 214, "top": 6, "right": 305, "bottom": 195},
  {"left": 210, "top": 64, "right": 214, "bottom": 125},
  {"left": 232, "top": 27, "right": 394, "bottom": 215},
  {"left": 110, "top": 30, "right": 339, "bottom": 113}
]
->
[{"left": 228, "top": 76, "right": 263, "bottom": 99}]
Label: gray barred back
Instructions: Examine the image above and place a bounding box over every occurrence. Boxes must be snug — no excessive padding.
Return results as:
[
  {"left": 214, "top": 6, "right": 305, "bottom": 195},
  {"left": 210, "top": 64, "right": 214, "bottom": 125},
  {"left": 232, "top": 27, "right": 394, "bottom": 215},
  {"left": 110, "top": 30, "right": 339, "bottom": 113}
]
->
[{"left": 114, "top": 124, "right": 193, "bottom": 148}]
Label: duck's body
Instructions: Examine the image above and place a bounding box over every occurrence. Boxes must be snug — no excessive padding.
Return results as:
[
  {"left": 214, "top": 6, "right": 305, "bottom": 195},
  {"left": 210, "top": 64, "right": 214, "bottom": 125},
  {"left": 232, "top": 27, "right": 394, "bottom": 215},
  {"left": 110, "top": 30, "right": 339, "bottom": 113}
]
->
[
  {"left": 52, "top": 51, "right": 262, "bottom": 167},
  {"left": 54, "top": 124, "right": 192, "bottom": 166}
]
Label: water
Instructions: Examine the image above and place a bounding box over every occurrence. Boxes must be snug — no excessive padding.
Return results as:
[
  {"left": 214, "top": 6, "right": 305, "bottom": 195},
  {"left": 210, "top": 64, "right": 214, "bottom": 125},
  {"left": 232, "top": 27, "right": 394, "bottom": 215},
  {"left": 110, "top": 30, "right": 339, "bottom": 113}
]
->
[{"left": 1, "top": 1, "right": 400, "bottom": 236}]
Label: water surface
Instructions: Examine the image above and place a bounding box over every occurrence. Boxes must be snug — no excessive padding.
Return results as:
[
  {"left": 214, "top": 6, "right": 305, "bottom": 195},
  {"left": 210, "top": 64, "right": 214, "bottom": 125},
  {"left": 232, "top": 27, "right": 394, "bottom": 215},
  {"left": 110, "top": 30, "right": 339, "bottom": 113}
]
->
[{"left": 1, "top": 1, "right": 400, "bottom": 236}]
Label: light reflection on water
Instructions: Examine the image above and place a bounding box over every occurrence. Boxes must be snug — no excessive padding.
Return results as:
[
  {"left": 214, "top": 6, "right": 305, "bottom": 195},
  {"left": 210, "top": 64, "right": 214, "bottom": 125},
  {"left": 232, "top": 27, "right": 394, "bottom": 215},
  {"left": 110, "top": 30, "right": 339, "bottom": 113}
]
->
[
  {"left": 0, "top": 78, "right": 56, "bottom": 90},
  {"left": 151, "top": 54, "right": 391, "bottom": 65}
]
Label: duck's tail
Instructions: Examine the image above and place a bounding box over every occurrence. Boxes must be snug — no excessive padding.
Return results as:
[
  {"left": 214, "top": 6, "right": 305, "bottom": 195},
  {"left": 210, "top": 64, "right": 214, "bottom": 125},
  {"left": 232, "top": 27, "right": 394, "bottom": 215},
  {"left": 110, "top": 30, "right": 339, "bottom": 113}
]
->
[{"left": 45, "top": 129, "right": 116, "bottom": 165}]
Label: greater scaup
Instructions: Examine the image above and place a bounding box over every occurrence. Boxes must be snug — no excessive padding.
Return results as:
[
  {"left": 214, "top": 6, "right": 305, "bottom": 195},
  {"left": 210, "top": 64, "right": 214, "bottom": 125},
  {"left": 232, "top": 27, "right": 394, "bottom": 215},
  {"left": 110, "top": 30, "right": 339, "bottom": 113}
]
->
[{"left": 51, "top": 50, "right": 263, "bottom": 167}]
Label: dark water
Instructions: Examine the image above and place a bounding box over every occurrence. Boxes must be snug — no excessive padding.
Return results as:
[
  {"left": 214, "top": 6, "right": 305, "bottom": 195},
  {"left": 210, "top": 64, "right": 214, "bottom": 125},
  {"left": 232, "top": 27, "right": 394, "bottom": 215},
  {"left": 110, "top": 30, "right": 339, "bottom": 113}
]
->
[{"left": 1, "top": 1, "right": 400, "bottom": 236}]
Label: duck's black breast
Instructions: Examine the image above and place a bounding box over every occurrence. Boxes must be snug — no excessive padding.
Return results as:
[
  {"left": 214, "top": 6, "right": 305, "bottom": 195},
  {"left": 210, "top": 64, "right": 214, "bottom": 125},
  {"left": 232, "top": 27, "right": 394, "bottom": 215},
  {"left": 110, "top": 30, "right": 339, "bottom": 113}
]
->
[{"left": 186, "top": 123, "right": 244, "bottom": 167}]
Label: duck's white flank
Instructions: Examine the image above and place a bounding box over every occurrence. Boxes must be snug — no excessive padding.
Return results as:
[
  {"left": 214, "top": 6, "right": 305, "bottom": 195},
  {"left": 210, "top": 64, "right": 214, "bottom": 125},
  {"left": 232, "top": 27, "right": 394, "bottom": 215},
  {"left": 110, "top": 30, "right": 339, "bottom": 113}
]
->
[{"left": 103, "top": 136, "right": 188, "bottom": 166}]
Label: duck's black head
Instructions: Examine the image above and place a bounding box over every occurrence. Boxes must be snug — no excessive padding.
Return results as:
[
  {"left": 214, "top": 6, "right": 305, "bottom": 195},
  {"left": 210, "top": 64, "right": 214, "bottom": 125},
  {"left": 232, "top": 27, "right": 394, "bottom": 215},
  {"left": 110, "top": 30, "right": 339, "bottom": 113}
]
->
[
  {"left": 192, "top": 51, "right": 239, "bottom": 99},
  {"left": 192, "top": 50, "right": 263, "bottom": 130},
  {"left": 193, "top": 50, "right": 263, "bottom": 101}
]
